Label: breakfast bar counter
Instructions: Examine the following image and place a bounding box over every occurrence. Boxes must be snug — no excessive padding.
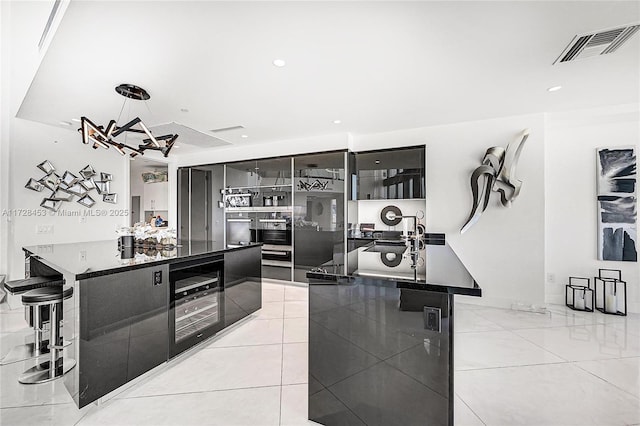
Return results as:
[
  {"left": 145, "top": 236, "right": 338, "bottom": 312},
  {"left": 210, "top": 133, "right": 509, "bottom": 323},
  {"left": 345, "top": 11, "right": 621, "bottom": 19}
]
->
[
  {"left": 307, "top": 236, "right": 480, "bottom": 426},
  {"left": 23, "top": 240, "right": 262, "bottom": 408}
]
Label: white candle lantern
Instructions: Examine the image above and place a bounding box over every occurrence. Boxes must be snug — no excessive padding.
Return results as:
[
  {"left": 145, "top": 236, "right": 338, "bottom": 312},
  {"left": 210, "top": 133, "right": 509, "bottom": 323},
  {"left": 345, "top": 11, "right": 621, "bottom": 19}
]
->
[
  {"left": 592, "top": 269, "right": 627, "bottom": 316},
  {"left": 565, "top": 277, "right": 593, "bottom": 312}
]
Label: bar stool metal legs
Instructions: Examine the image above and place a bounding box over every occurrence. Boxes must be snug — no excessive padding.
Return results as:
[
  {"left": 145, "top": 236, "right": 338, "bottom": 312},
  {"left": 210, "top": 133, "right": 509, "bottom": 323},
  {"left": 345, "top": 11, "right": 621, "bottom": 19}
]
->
[
  {"left": 1, "top": 308, "right": 50, "bottom": 366},
  {"left": 19, "top": 302, "right": 75, "bottom": 384},
  {"left": 17, "top": 286, "right": 75, "bottom": 384}
]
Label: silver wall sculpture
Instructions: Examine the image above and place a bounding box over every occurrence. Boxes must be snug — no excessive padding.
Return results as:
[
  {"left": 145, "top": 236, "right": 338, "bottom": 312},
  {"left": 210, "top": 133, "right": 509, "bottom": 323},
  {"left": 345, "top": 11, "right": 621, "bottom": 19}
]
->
[
  {"left": 460, "top": 129, "right": 530, "bottom": 234},
  {"left": 25, "top": 161, "right": 117, "bottom": 212}
]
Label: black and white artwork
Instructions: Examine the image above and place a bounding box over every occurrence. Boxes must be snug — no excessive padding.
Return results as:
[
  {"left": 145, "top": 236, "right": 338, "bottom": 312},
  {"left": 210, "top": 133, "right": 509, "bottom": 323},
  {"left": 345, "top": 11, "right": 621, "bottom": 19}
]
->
[{"left": 597, "top": 147, "right": 637, "bottom": 261}]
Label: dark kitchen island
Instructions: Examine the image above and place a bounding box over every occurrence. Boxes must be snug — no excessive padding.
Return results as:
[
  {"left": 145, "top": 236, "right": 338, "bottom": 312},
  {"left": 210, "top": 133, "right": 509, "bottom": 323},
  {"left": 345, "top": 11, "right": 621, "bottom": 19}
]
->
[
  {"left": 307, "top": 235, "right": 480, "bottom": 426},
  {"left": 23, "top": 240, "right": 262, "bottom": 408}
]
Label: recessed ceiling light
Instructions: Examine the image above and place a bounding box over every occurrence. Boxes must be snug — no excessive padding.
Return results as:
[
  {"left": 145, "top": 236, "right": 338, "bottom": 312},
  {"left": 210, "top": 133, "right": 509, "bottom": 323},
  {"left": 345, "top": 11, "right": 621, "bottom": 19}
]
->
[
  {"left": 173, "top": 145, "right": 180, "bottom": 149},
  {"left": 71, "top": 118, "right": 81, "bottom": 123},
  {"left": 59, "top": 121, "right": 72, "bottom": 126},
  {"left": 375, "top": 160, "right": 380, "bottom": 164},
  {"left": 333, "top": 120, "right": 341, "bottom": 124},
  {"left": 272, "top": 59, "right": 286, "bottom": 67},
  {"left": 547, "top": 85, "right": 562, "bottom": 92},
  {"left": 241, "top": 134, "right": 248, "bottom": 138}
]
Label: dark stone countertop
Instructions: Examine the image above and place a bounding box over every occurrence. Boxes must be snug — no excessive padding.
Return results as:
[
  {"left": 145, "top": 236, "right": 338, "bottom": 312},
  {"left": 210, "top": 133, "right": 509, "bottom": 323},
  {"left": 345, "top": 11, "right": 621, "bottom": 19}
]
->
[
  {"left": 23, "top": 240, "right": 262, "bottom": 280},
  {"left": 307, "top": 239, "right": 481, "bottom": 297}
]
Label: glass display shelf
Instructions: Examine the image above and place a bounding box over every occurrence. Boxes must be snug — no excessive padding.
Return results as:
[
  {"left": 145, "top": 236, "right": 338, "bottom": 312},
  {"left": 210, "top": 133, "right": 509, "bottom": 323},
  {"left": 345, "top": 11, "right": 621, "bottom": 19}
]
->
[
  {"left": 226, "top": 184, "right": 293, "bottom": 191},
  {"left": 225, "top": 206, "right": 292, "bottom": 213}
]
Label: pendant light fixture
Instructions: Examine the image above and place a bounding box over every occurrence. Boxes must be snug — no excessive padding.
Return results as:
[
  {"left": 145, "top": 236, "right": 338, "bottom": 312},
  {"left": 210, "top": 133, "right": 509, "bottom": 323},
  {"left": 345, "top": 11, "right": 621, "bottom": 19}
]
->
[{"left": 79, "top": 84, "right": 178, "bottom": 158}]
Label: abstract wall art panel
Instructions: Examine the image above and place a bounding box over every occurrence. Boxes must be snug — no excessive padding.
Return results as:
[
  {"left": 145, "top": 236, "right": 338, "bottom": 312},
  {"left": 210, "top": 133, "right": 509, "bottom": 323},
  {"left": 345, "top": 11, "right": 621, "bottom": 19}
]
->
[{"left": 597, "top": 147, "right": 637, "bottom": 261}]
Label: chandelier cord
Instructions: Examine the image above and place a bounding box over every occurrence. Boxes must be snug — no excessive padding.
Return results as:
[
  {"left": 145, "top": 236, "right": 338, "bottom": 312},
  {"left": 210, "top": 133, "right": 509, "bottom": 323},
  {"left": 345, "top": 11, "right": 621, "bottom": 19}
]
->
[
  {"left": 116, "top": 98, "right": 127, "bottom": 125},
  {"left": 143, "top": 99, "right": 154, "bottom": 124}
]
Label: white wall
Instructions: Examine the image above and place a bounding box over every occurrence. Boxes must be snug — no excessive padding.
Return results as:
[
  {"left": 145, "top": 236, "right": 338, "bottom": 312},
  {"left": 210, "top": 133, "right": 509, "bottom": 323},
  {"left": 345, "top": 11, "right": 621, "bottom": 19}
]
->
[
  {"left": 545, "top": 104, "right": 640, "bottom": 313},
  {"left": 7, "top": 119, "right": 128, "bottom": 279},
  {"left": 354, "top": 114, "right": 546, "bottom": 308},
  {"left": 0, "top": 0, "right": 11, "bottom": 277}
]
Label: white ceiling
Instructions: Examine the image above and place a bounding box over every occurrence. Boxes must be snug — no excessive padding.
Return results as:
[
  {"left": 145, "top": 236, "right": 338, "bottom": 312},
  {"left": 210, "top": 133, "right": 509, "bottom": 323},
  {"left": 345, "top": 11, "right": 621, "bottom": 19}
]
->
[{"left": 16, "top": 1, "right": 640, "bottom": 154}]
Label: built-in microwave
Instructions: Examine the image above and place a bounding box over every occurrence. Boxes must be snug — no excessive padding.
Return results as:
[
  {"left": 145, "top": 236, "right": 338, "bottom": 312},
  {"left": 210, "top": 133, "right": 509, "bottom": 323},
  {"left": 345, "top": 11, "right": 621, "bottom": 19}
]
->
[{"left": 261, "top": 229, "right": 292, "bottom": 246}]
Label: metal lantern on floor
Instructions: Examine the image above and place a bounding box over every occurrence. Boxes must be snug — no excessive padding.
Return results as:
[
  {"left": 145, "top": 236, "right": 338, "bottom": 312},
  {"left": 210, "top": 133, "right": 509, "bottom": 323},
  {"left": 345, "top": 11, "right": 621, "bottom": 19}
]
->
[
  {"left": 565, "top": 277, "right": 593, "bottom": 312},
  {"left": 592, "top": 269, "right": 627, "bottom": 316}
]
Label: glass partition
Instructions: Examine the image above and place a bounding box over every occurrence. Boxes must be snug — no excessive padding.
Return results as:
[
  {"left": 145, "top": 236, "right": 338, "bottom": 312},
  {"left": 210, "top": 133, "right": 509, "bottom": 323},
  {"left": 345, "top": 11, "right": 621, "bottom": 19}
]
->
[
  {"left": 177, "top": 165, "right": 224, "bottom": 247},
  {"left": 355, "top": 146, "right": 425, "bottom": 200},
  {"left": 293, "top": 152, "right": 346, "bottom": 281}
]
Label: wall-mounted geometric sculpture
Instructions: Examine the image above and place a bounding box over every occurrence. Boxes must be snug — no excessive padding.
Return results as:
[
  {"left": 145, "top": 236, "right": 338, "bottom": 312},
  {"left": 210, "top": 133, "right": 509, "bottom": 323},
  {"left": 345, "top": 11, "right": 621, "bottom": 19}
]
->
[
  {"left": 25, "top": 162, "right": 117, "bottom": 211},
  {"left": 77, "top": 194, "right": 96, "bottom": 208},
  {"left": 103, "top": 193, "right": 118, "bottom": 204},
  {"left": 460, "top": 129, "right": 530, "bottom": 234}
]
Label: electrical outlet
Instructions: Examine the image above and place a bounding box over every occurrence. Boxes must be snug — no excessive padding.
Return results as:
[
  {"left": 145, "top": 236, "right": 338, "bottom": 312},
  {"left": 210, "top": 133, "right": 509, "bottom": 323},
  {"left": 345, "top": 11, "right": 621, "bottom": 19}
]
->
[
  {"left": 423, "top": 307, "right": 441, "bottom": 332},
  {"left": 547, "top": 273, "right": 556, "bottom": 283},
  {"left": 153, "top": 270, "right": 162, "bottom": 286}
]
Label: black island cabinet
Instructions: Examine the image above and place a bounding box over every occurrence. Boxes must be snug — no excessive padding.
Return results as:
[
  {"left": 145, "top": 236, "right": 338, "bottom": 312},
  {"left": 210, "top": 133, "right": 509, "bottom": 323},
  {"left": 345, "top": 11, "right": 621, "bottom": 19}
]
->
[
  {"left": 23, "top": 241, "right": 261, "bottom": 408},
  {"left": 307, "top": 237, "right": 480, "bottom": 426}
]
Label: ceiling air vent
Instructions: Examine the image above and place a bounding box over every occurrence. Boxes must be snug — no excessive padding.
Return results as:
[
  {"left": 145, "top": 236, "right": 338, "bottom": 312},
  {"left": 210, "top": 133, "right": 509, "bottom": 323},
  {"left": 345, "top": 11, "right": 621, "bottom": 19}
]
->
[
  {"left": 210, "top": 125, "right": 245, "bottom": 133},
  {"left": 553, "top": 24, "right": 640, "bottom": 64}
]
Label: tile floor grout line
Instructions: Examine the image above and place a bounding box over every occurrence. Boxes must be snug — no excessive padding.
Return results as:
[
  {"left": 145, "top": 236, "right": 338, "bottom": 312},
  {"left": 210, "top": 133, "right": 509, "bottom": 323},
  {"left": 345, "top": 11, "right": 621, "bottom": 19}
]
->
[
  {"left": 72, "top": 404, "right": 94, "bottom": 426},
  {"left": 200, "top": 342, "right": 285, "bottom": 351},
  {"left": 515, "top": 322, "right": 640, "bottom": 361},
  {"left": 572, "top": 360, "right": 640, "bottom": 401},
  {"left": 505, "top": 328, "right": 573, "bottom": 363},
  {"left": 116, "top": 383, "right": 285, "bottom": 401},
  {"left": 454, "top": 359, "right": 573, "bottom": 373},
  {"left": 278, "top": 296, "right": 286, "bottom": 426},
  {"left": 455, "top": 392, "right": 488, "bottom": 426},
  {"left": 0, "top": 401, "right": 76, "bottom": 410}
]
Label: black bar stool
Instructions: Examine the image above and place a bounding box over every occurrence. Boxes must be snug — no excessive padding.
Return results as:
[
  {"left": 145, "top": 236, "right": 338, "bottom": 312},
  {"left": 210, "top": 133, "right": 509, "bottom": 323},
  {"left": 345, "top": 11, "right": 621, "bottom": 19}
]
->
[
  {"left": 1, "top": 276, "right": 64, "bottom": 365},
  {"left": 19, "top": 286, "right": 76, "bottom": 384}
]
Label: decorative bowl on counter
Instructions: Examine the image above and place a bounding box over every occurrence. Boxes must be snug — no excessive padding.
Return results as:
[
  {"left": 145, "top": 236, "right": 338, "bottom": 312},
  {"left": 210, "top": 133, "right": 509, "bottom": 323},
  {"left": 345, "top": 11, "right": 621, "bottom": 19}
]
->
[{"left": 117, "top": 225, "right": 177, "bottom": 249}]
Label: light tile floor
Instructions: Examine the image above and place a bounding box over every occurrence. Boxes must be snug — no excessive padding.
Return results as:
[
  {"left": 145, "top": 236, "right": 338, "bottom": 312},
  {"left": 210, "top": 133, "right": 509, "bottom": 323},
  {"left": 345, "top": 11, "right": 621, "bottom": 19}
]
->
[{"left": 0, "top": 281, "right": 638, "bottom": 425}]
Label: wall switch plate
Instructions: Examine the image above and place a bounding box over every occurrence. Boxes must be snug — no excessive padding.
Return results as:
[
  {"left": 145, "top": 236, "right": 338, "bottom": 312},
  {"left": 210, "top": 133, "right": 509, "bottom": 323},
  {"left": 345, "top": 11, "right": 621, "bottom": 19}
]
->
[
  {"left": 423, "top": 307, "right": 441, "bottom": 332},
  {"left": 153, "top": 270, "right": 162, "bottom": 286},
  {"left": 79, "top": 251, "right": 87, "bottom": 261},
  {"left": 36, "top": 225, "right": 54, "bottom": 234}
]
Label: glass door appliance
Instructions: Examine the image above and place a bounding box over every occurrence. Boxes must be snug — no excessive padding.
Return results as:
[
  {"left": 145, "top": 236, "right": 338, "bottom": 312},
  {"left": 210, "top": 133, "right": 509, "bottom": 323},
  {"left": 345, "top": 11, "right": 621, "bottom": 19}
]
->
[{"left": 169, "top": 255, "right": 224, "bottom": 357}]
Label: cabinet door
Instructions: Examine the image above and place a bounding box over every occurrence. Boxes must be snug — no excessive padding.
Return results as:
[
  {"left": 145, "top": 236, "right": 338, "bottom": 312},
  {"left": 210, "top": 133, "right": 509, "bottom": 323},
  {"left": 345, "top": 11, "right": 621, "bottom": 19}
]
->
[
  {"left": 143, "top": 184, "right": 155, "bottom": 210},
  {"left": 154, "top": 182, "right": 169, "bottom": 210},
  {"left": 143, "top": 182, "right": 168, "bottom": 211},
  {"left": 78, "top": 265, "right": 169, "bottom": 407}
]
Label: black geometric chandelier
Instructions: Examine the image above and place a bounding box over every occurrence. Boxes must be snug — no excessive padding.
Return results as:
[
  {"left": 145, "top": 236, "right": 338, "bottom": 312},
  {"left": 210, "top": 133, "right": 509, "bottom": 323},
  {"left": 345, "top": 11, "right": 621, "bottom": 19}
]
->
[{"left": 79, "top": 84, "right": 178, "bottom": 158}]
